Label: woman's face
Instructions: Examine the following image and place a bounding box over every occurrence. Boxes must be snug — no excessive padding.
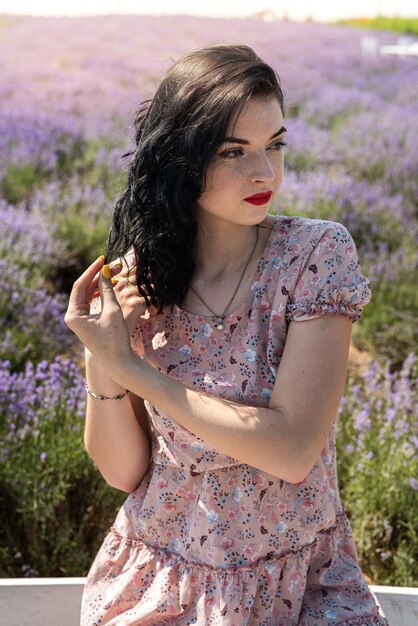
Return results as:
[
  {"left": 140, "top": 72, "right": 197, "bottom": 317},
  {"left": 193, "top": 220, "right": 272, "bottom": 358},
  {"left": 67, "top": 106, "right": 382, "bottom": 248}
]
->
[{"left": 195, "top": 95, "right": 286, "bottom": 228}]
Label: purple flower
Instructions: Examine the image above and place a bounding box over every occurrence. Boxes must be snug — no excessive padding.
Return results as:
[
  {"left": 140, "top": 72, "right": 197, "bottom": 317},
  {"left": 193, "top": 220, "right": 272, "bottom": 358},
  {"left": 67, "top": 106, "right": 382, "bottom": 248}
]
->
[
  {"left": 0, "top": 357, "right": 86, "bottom": 461},
  {"left": 409, "top": 478, "right": 418, "bottom": 490},
  {"left": 0, "top": 260, "right": 73, "bottom": 368},
  {"left": 354, "top": 406, "right": 372, "bottom": 431}
]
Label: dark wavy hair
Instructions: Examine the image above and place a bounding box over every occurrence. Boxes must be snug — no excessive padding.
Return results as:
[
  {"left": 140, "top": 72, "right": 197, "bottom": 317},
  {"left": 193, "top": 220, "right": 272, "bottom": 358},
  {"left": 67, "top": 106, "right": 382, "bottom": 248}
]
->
[{"left": 105, "top": 44, "right": 285, "bottom": 310}]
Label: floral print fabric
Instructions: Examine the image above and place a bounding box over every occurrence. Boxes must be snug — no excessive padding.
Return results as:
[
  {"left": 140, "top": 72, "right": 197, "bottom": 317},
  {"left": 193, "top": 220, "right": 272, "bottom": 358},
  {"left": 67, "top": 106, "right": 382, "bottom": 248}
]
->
[{"left": 80, "top": 215, "right": 389, "bottom": 625}]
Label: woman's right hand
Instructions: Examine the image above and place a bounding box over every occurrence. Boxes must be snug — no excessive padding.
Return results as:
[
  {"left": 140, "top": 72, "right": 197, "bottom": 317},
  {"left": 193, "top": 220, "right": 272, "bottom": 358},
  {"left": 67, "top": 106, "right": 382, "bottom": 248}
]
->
[{"left": 88, "top": 251, "right": 148, "bottom": 337}]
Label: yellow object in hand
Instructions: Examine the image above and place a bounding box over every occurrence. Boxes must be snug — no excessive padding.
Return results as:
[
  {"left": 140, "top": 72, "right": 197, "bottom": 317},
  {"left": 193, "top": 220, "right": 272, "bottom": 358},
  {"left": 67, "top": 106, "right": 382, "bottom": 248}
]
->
[{"left": 102, "top": 264, "right": 112, "bottom": 280}]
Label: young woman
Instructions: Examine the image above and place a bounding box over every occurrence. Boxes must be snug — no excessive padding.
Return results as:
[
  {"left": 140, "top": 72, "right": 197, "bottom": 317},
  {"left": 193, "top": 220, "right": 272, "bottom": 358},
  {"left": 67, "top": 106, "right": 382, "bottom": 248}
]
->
[{"left": 65, "top": 44, "right": 389, "bottom": 625}]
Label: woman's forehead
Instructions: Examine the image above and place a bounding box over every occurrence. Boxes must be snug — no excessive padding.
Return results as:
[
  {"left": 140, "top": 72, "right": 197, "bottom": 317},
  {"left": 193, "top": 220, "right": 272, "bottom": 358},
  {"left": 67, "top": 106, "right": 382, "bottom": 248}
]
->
[{"left": 226, "top": 97, "right": 284, "bottom": 138}]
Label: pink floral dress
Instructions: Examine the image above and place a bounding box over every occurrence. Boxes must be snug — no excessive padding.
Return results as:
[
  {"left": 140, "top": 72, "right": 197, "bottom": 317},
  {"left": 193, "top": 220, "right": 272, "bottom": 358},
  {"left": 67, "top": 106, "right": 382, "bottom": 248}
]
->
[{"left": 80, "top": 215, "right": 389, "bottom": 625}]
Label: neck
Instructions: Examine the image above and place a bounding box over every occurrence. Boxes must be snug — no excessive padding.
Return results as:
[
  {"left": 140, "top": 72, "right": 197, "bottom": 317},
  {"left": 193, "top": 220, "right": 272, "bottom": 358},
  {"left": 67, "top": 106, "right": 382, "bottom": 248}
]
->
[{"left": 194, "top": 219, "right": 259, "bottom": 281}]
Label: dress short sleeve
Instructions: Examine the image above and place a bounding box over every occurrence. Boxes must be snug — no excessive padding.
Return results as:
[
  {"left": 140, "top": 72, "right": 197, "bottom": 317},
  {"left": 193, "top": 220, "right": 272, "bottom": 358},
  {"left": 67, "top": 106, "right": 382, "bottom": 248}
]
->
[{"left": 285, "top": 221, "right": 372, "bottom": 324}]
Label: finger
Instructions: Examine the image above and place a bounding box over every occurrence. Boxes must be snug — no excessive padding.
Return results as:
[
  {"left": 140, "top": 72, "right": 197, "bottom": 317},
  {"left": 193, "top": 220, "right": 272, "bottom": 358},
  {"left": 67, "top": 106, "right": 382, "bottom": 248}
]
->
[
  {"left": 90, "top": 279, "right": 119, "bottom": 303},
  {"left": 67, "top": 255, "right": 106, "bottom": 315},
  {"left": 90, "top": 262, "right": 123, "bottom": 285},
  {"left": 87, "top": 264, "right": 123, "bottom": 303},
  {"left": 98, "top": 265, "right": 123, "bottom": 312},
  {"left": 109, "top": 259, "right": 125, "bottom": 272}
]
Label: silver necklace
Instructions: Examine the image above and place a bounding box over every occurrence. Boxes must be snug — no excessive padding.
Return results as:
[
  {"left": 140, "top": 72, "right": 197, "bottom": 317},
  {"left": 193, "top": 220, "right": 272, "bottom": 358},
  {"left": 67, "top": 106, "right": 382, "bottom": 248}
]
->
[{"left": 189, "top": 226, "right": 259, "bottom": 330}]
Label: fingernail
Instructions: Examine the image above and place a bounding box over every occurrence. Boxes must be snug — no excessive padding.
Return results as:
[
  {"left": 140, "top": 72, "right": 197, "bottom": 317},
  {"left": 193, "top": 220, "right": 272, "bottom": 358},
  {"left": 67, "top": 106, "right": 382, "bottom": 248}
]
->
[
  {"left": 111, "top": 278, "right": 119, "bottom": 285},
  {"left": 97, "top": 255, "right": 105, "bottom": 261},
  {"left": 102, "top": 264, "right": 112, "bottom": 279}
]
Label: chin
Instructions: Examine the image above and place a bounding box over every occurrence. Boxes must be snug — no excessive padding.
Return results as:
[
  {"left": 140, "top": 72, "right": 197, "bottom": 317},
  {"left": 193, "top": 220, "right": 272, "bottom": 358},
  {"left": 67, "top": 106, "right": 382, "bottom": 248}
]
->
[{"left": 242, "top": 206, "right": 271, "bottom": 225}]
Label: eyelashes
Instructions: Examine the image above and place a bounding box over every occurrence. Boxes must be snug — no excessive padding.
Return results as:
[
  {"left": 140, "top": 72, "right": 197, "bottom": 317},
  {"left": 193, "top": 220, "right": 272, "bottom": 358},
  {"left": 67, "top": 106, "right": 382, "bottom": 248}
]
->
[
  {"left": 219, "top": 141, "right": 288, "bottom": 159},
  {"left": 270, "top": 141, "right": 287, "bottom": 151}
]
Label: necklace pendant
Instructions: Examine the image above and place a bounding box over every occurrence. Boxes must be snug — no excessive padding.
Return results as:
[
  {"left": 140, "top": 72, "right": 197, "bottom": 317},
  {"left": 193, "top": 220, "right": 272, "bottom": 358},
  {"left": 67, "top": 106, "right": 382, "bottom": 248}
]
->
[{"left": 215, "top": 318, "right": 225, "bottom": 331}]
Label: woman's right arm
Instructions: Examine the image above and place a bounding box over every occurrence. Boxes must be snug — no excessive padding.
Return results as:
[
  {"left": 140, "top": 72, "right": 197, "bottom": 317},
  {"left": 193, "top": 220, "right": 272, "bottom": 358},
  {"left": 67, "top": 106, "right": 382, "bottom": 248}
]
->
[{"left": 84, "top": 347, "right": 152, "bottom": 493}]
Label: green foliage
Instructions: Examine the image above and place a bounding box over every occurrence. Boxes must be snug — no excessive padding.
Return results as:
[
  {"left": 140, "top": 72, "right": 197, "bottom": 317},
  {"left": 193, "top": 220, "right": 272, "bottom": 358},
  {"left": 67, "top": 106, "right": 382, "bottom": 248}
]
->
[
  {"left": 336, "top": 354, "right": 418, "bottom": 585},
  {"left": 0, "top": 275, "right": 72, "bottom": 372},
  {"left": 54, "top": 206, "right": 111, "bottom": 272},
  {"left": 355, "top": 277, "right": 418, "bottom": 369},
  {"left": 62, "top": 137, "right": 127, "bottom": 199},
  {"left": 1, "top": 163, "right": 51, "bottom": 206},
  {"left": 286, "top": 102, "right": 300, "bottom": 118},
  {"left": 0, "top": 440, "right": 126, "bottom": 576},
  {"left": 1, "top": 135, "right": 88, "bottom": 206},
  {"left": 336, "top": 16, "right": 418, "bottom": 36},
  {"left": 0, "top": 360, "right": 127, "bottom": 577},
  {"left": 284, "top": 150, "right": 318, "bottom": 172}
]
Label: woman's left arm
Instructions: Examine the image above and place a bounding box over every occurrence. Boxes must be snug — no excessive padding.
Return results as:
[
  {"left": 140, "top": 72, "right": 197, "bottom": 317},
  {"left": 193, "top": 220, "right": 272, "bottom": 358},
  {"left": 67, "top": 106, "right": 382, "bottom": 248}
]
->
[
  {"left": 65, "top": 256, "right": 351, "bottom": 484},
  {"left": 110, "top": 315, "right": 351, "bottom": 484}
]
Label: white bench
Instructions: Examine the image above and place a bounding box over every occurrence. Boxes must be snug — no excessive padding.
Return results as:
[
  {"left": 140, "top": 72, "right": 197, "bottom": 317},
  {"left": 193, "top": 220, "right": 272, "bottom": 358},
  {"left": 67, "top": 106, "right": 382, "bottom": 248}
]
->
[
  {"left": 0, "top": 578, "right": 417, "bottom": 625},
  {"left": 380, "top": 42, "right": 418, "bottom": 57},
  {"left": 360, "top": 35, "right": 418, "bottom": 58}
]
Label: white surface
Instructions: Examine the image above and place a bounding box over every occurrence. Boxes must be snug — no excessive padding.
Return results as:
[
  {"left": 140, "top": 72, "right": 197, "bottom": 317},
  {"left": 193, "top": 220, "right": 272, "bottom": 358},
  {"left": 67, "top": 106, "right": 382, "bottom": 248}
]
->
[
  {"left": 0, "top": 0, "right": 416, "bottom": 20},
  {"left": 0, "top": 579, "right": 84, "bottom": 626},
  {"left": 380, "top": 43, "right": 418, "bottom": 54},
  {"left": 0, "top": 579, "right": 417, "bottom": 626}
]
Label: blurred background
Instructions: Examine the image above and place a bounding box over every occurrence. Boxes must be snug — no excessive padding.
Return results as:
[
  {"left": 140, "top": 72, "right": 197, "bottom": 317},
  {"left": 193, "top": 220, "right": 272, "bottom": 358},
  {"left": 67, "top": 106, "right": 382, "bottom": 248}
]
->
[
  {"left": 0, "top": 0, "right": 417, "bottom": 588},
  {"left": 0, "top": 0, "right": 417, "bottom": 20}
]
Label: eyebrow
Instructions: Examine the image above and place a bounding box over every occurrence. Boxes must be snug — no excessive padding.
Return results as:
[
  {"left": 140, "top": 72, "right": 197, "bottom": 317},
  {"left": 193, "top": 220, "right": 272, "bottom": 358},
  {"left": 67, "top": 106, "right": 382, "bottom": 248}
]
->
[{"left": 222, "top": 126, "right": 287, "bottom": 145}]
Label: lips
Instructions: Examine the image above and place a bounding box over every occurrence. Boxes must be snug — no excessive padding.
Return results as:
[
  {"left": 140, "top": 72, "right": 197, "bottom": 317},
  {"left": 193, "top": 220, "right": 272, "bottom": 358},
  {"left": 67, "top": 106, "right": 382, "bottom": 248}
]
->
[{"left": 244, "top": 191, "right": 273, "bottom": 206}]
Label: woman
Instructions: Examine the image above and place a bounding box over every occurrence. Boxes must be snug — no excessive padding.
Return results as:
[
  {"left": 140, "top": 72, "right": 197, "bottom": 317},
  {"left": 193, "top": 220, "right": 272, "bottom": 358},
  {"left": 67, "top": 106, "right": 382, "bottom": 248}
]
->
[{"left": 65, "top": 44, "right": 389, "bottom": 625}]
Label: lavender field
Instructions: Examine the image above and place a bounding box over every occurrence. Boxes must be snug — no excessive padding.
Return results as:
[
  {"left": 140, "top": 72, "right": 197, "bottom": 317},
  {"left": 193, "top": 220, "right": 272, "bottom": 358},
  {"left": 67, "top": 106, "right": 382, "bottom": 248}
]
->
[{"left": 0, "top": 14, "right": 417, "bottom": 584}]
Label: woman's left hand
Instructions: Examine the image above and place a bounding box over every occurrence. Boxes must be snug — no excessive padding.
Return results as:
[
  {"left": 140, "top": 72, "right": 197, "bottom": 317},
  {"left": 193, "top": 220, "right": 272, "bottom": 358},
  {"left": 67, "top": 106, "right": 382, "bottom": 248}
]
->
[{"left": 64, "top": 256, "right": 133, "bottom": 371}]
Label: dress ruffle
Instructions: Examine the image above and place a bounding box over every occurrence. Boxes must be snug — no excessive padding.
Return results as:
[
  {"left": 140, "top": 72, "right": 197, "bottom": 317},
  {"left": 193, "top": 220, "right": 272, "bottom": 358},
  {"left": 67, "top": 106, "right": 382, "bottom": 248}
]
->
[
  {"left": 286, "top": 294, "right": 366, "bottom": 323},
  {"left": 284, "top": 220, "right": 372, "bottom": 325},
  {"left": 335, "top": 615, "right": 388, "bottom": 626},
  {"left": 81, "top": 512, "right": 389, "bottom": 626}
]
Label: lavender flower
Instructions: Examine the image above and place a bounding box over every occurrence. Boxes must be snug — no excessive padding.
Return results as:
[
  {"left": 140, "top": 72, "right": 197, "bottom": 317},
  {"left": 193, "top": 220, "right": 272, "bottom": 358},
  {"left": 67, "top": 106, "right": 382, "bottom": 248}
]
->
[
  {"left": 0, "top": 260, "right": 73, "bottom": 368},
  {"left": 409, "top": 478, "right": 418, "bottom": 491},
  {"left": 0, "top": 356, "right": 86, "bottom": 462}
]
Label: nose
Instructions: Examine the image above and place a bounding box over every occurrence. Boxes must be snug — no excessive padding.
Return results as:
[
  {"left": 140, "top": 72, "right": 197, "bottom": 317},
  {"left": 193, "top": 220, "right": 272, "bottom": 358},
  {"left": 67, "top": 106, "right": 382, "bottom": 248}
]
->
[{"left": 247, "top": 151, "right": 276, "bottom": 183}]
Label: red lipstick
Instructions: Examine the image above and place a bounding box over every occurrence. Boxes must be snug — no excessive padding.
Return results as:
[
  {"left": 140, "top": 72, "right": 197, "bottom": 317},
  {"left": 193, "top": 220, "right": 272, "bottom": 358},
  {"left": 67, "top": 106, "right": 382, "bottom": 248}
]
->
[{"left": 244, "top": 191, "right": 273, "bottom": 206}]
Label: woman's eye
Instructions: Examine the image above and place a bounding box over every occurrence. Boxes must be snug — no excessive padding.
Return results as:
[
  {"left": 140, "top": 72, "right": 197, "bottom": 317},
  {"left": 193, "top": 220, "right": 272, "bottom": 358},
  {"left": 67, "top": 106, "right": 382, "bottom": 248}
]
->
[
  {"left": 220, "top": 141, "right": 287, "bottom": 159},
  {"left": 220, "top": 148, "right": 243, "bottom": 159},
  {"left": 269, "top": 140, "right": 288, "bottom": 151}
]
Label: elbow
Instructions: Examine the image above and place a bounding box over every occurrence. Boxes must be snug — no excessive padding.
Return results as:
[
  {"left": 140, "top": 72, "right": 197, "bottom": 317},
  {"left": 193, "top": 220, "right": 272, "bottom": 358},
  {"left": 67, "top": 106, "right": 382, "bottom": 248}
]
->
[
  {"left": 283, "top": 467, "right": 310, "bottom": 485},
  {"left": 288, "top": 467, "right": 310, "bottom": 485},
  {"left": 104, "top": 468, "right": 149, "bottom": 494},
  {"left": 266, "top": 461, "right": 309, "bottom": 485},
  {"left": 273, "top": 453, "right": 313, "bottom": 485},
  {"left": 106, "top": 478, "right": 142, "bottom": 493},
  {"left": 287, "top": 455, "right": 318, "bottom": 485},
  {"left": 84, "top": 443, "right": 152, "bottom": 494}
]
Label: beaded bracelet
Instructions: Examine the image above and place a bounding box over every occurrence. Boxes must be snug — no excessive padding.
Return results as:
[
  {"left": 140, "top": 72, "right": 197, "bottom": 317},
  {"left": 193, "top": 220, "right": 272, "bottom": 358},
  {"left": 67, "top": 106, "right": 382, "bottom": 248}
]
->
[{"left": 84, "top": 382, "right": 129, "bottom": 401}]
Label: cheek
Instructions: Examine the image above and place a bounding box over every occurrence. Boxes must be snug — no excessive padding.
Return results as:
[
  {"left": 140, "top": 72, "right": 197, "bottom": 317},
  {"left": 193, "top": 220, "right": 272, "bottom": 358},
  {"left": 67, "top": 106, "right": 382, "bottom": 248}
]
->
[
  {"left": 273, "top": 154, "right": 284, "bottom": 176},
  {"left": 207, "top": 163, "right": 242, "bottom": 190}
]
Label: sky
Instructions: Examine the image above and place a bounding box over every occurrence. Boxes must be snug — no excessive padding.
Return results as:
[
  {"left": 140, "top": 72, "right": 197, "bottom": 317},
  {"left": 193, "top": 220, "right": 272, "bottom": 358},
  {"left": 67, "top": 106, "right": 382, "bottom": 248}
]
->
[{"left": 0, "top": 0, "right": 416, "bottom": 21}]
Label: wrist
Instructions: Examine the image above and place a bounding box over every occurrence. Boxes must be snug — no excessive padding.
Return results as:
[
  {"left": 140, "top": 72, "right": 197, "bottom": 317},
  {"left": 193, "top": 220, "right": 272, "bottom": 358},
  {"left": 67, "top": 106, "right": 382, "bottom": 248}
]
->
[
  {"left": 105, "top": 349, "right": 138, "bottom": 390},
  {"left": 85, "top": 353, "right": 127, "bottom": 396},
  {"left": 84, "top": 381, "right": 128, "bottom": 401}
]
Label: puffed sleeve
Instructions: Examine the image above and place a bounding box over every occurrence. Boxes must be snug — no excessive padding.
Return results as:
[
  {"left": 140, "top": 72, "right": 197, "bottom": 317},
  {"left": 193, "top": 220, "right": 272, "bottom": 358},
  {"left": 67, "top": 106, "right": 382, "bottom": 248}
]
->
[{"left": 285, "top": 221, "right": 372, "bottom": 324}]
